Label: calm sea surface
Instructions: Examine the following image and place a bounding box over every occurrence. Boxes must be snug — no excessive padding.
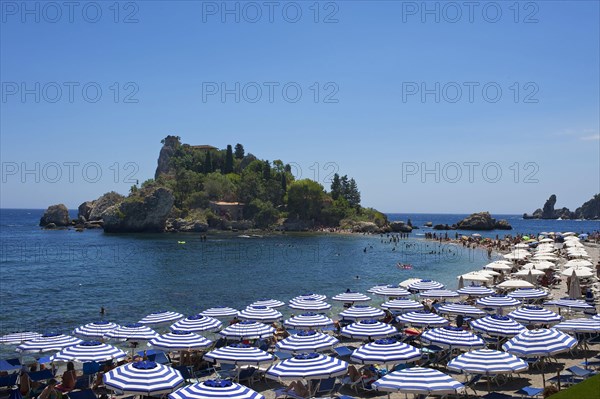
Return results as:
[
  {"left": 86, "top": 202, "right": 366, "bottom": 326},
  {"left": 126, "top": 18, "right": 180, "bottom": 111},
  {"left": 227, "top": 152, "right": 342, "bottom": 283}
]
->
[{"left": 1, "top": 209, "right": 598, "bottom": 356}]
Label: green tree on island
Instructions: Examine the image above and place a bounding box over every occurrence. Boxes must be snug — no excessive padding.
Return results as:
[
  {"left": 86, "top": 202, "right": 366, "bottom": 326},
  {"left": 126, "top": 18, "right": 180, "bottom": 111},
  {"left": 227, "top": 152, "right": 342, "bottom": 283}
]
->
[{"left": 234, "top": 143, "right": 245, "bottom": 159}]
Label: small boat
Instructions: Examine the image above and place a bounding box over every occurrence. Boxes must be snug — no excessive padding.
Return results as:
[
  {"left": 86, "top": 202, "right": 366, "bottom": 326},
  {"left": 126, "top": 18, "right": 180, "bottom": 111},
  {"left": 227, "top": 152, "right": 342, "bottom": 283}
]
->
[
  {"left": 238, "top": 235, "right": 251, "bottom": 238},
  {"left": 177, "top": 241, "right": 186, "bottom": 244},
  {"left": 397, "top": 263, "right": 413, "bottom": 270}
]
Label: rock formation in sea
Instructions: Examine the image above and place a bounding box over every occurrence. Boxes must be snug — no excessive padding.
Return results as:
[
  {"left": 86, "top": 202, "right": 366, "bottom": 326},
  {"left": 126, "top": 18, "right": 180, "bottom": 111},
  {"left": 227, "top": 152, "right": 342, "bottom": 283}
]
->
[
  {"left": 102, "top": 187, "right": 175, "bottom": 233},
  {"left": 575, "top": 194, "right": 600, "bottom": 220},
  {"left": 154, "top": 135, "right": 180, "bottom": 179},
  {"left": 455, "top": 212, "right": 512, "bottom": 230},
  {"left": 523, "top": 194, "right": 598, "bottom": 220},
  {"left": 390, "top": 221, "right": 413, "bottom": 233},
  {"left": 39, "top": 204, "right": 70, "bottom": 227}
]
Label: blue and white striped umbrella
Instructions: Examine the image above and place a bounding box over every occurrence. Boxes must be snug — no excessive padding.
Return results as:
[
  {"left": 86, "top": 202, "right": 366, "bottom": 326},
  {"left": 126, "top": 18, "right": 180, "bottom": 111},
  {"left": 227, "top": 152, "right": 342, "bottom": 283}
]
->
[
  {"left": 372, "top": 285, "right": 411, "bottom": 297},
  {"left": 74, "top": 321, "right": 120, "bottom": 339},
  {"left": 457, "top": 286, "right": 495, "bottom": 297},
  {"left": 105, "top": 323, "right": 159, "bottom": 341},
  {"left": 420, "top": 289, "right": 460, "bottom": 299},
  {"left": 339, "top": 305, "right": 384, "bottom": 321},
  {"left": 238, "top": 306, "right": 282, "bottom": 322},
  {"left": 470, "top": 315, "right": 526, "bottom": 337},
  {"left": 249, "top": 299, "right": 285, "bottom": 308},
  {"left": 219, "top": 321, "right": 275, "bottom": 340},
  {"left": 204, "top": 343, "right": 274, "bottom": 365},
  {"left": 0, "top": 332, "right": 42, "bottom": 345},
  {"left": 275, "top": 330, "right": 338, "bottom": 353},
  {"left": 200, "top": 307, "right": 239, "bottom": 318},
  {"left": 448, "top": 349, "right": 528, "bottom": 376},
  {"left": 368, "top": 284, "right": 390, "bottom": 294},
  {"left": 16, "top": 334, "right": 82, "bottom": 353},
  {"left": 437, "top": 304, "right": 486, "bottom": 318},
  {"left": 507, "top": 306, "right": 562, "bottom": 325},
  {"left": 372, "top": 367, "right": 464, "bottom": 395},
  {"left": 407, "top": 279, "right": 445, "bottom": 292},
  {"left": 139, "top": 311, "right": 184, "bottom": 325},
  {"left": 476, "top": 295, "right": 521, "bottom": 309},
  {"left": 554, "top": 318, "right": 600, "bottom": 333},
  {"left": 170, "top": 315, "right": 222, "bottom": 333},
  {"left": 293, "top": 293, "right": 327, "bottom": 302},
  {"left": 502, "top": 328, "right": 577, "bottom": 357},
  {"left": 350, "top": 339, "right": 421, "bottom": 366},
  {"left": 340, "top": 320, "right": 398, "bottom": 340},
  {"left": 169, "top": 380, "right": 265, "bottom": 399},
  {"left": 331, "top": 292, "right": 371, "bottom": 303},
  {"left": 149, "top": 331, "right": 212, "bottom": 351},
  {"left": 544, "top": 299, "right": 595, "bottom": 311},
  {"left": 396, "top": 311, "right": 449, "bottom": 328},
  {"left": 421, "top": 327, "right": 485, "bottom": 350},
  {"left": 104, "top": 360, "right": 184, "bottom": 395},
  {"left": 381, "top": 299, "right": 424, "bottom": 313},
  {"left": 288, "top": 298, "right": 331, "bottom": 311},
  {"left": 508, "top": 288, "right": 549, "bottom": 300},
  {"left": 265, "top": 353, "right": 348, "bottom": 381},
  {"left": 283, "top": 313, "right": 334, "bottom": 330},
  {"left": 50, "top": 341, "right": 127, "bottom": 362}
]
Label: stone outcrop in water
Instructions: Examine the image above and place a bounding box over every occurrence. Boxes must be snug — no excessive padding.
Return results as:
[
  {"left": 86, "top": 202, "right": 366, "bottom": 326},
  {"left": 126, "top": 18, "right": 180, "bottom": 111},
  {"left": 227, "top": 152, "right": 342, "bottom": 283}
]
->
[
  {"left": 102, "top": 187, "right": 175, "bottom": 233},
  {"left": 455, "top": 212, "right": 512, "bottom": 230},
  {"left": 40, "top": 204, "right": 70, "bottom": 227},
  {"left": 523, "top": 194, "right": 598, "bottom": 219},
  {"left": 390, "top": 221, "right": 412, "bottom": 233},
  {"left": 575, "top": 194, "right": 600, "bottom": 220}
]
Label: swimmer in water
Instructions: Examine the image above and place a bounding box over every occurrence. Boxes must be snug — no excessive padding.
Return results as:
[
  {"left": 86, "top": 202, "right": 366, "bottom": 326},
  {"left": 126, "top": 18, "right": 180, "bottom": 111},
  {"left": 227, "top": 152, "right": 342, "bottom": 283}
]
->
[{"left": 355, "top": 275, "right": 360, "bottom": 279}]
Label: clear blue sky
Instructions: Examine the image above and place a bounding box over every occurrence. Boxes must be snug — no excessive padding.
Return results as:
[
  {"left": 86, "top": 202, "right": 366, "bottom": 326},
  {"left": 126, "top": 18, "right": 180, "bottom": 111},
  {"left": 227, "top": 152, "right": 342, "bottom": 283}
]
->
[{"left": 1, "top": 1, "right": 598, "bottom": 213}]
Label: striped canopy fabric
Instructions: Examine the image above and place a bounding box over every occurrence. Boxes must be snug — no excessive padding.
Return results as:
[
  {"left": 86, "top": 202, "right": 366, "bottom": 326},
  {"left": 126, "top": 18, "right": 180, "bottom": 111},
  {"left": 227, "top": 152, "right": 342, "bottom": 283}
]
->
[
  {"left": 593, "top": 315, "right": 600, "bottom": 321},
  {"left": 507, "top": 306, "right": 562, "bottom": 325},
  {"left": 283, "top": 313, "right": 334, "bottom": 330},
  {"left": 372, "top": 367, "right": 464, "bottom": 395},
  {"left": 0, "top": 332, "right": 42, "bottom": 345},
  {"left": 380, "top": 299, "right": 424, "bottom": 313},
  {"left": 249, "top": 299, "right": 285, "bottom": 308},
  {"left": 103, "top": 361, "right": 184, "bottom": 395},
  {"left": 368, "top": 284, "right": 390, "bottom": 294},
  {"left": 421, "top": 327, "right": 485, "bottom": 350},
  {"left": 447, "top": 349, "right": 528, "bottom": 375},
  {"left": 502, "top": 328, "right": 577, "bottom": 357},
  {"left": 554, "top": 318, "right": 600, "bottom": 333},
  {"left": 288, "top": 298, "right": 331, "bottom": 311},
  {"left": 265, "top": 353, "right": 348, "bottom": 381},
  {"left": 508, "top": 289, "right": 549, "bottom": 300},
  {"left": 420, "top": 290, "right": 460, "bottom": 299},
  {"left": 16, "top": 334, "right": 83, "bottom": 353},
  {"left": 50, "top": 341, "right": 126, "bottom": 362},
  {"left": 105, "top": 324, "right": 159, "bottom": 341},
  {"left": 169, "top": 380, "right": 265, "bottom": 399},
  {"left": 407, "top": 279, "right": 445, "bottom": 292},
  {"left": 396, "top": 311, "right": 450, "bottom": 328},
  {"left": 476, "top": 295, "right": 521, "bottom": 309},
  {"left": 331, "top": 292, "right": 371, "bottom": 303},
  {"left": 350, "top": 339, "right": 421, "bottom": 366},
  {"left": 340, "top": 320, "right": 398, "bottom": 340},
  {"left": 238, "top": 306, "right": 282, "bottom": 323},
  {"left": 275, "top": 330, "right": 338, "bottom": 353},
  {"left": 372, "top": 285, "right": 411, "bottom": 297},
  {"left": 470, "top": 315, "right": 527, "bottom": 337},
  {"left": 200, "top": 307, "right": 239, "bottom": 318},
  {"left": 203, "top": 343, "right": 274, "bottom": 365},
  {"left": 294, "top": 293, "right": 327, "bottom": 301},
  {"left": 149, "top": 331, "right": 212, "bottom": 351},
  {"left": 170, "top": 315, "right": 222, "bottom": 333},
  {"left": 139, "top": 311, "right": 184, "bottom": 325},
  {"left": 544, "top": 299, "right": 595, "bottom": 311},
  {"left": 437, "top": 304, "right": 486, "bottom": 318},
  {"left": 457, "top": 286, "right": 495, "bottom": 297},
  {"left": 218, "top": 321, "right": 275, "bottom": 340},
  {"left": 73, "top": 321, "right": 120, "bottom": 339},
  {"left": 339, "top": 305, "right": 385, "bottom": 321}
]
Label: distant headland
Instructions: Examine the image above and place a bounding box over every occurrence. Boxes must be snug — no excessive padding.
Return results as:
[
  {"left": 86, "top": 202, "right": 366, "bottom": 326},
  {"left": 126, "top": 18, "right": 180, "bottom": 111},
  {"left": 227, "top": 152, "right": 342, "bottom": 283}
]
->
[{"left": 523, "top": 194, "right": 599, "bottom": 220}]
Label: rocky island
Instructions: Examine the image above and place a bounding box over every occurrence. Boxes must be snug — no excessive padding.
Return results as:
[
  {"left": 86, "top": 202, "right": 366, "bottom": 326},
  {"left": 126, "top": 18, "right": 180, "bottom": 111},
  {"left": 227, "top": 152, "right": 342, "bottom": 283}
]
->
[
  {"left": 523, "top": 194, "right": 599, "bottom": 220},
  {"left": 431, "top": 212, "right": 512, "bottom": 231}
]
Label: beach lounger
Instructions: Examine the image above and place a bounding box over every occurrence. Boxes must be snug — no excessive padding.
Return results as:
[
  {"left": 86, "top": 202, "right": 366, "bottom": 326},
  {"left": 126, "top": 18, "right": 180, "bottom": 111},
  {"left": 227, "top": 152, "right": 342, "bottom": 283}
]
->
[
  {"left": 0, "top": 360, "right": 20, "bottom": 373},
  {"left": 273, "top": 387, "right": 305, "bottom": 399},
  {"left": 482, "top": 393, "right": 516, "bottom": 399},
  {"left": 333, "top": 346, "right": 354, "bottom": 358},
  {"left": 29, "top": 369, "right": 54, "bottom": 382},
  {"left": 463, "top": 374, "right": 483, "bottom": 395},
  {"left": 312, "top": 377, "right": 340, "bottom": 397},
  {"left": 237, "top": 367, "right": 257, "bottom": 386},
  {"left": 514, "top": 386, "right": 543, "bottom": 398},
  {"left": 567, "top": 365, "right": 596, "bottom": 378},
  {"left": 66, "top": 389, "right": 97, "bottom": 399},
  {"left": 274, "top": 351, "right": 293, "bottom": 361},
  {"left": 0, "top": 374, "right": 18, "bottom": 389},
  {"left": 173, "top": 365, "right": 196, "bottom": 383}
]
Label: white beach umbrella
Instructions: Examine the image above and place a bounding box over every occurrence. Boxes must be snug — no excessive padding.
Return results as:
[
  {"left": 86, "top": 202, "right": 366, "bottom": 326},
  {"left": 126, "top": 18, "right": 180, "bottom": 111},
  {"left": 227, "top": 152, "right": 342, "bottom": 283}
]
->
[
  {"left": 562, "top": 267, "right": 593, "bottom": 278},
  {"left": 200, "top": 307, "right": 239, "bottom": 318},
  {"left": 407, "top": 279, "right": 445, "bottom": 292},
  {"left": 380, "top": 298, "right": 424, "bottom": 313},
  {"left": 292, "top": 293, "right": 327, "bottom": 301},
  {"left": 420, "top": 289, "right": 460, "bottom": 300},
  {"left": 470, "top": 315, "right": 526, "bottom": 337},
  {"left": 396, "top": 311, "right": 449, "bottom": 328},
  {"left": 73, "top": 321, "right": 120, "bottom": 339},
  {"left": 139, "top": 311, "right": 184, "bottom": 326},
  {"left": 421, "top": 327, "right": 485, "bottom": 350},
  {"left": 372, "top": 367, "right": 464, "bottom": 396},
  {"left": 507, "top": 306, "right": 562, "bottom": 326},
  {"left": 331, "top": 292, "right": 371, "bottom": 303},
  {"left": 460, "top": 271, "right": 494, "bottom": 283},
  {"left": 104, "top": 323, "right": 159, "bottom": 341},
  {"left": 169, "top": 380, "right": 264, "bottom": 399},
  {"left": 339, "top": 305, "right": 385, "bottom": 321},
  {"left": 103, "top": 360, "right": 184, "bottom": 395},
  {"left": 203, "top": 343, "right": 274, "bottom": 366},
  {"left": 149, "top": 331, "right": 212, "bottom": 351},
  {"left": 514, "top": 269, "right": 544, "bottom": 277},
  {"left": 340, "top": 320, "right": 398, "bottom": 340},
  {"left": 484, "top": 262, "right": 512, "bottom": 271},
  {"left": 249, "top": 299, "right": 285, "bottom": 308},
  {"left": 565, "top": 259, "right": 593, "bottom": 268},
  {"left": 476, "top": 295, "right": 521, "bottom": 309},
  {"left": 568, "top": 271, "right": 582, "bottom": 299},
  {"left": 545, "top": 299, "right": 595, "bottom": 312},
  {"left": 496, "top": 280, "right": 535, "bottom": 289},
  {"left": 218, "top": 321, "right": 275, "bottom": 340},
  {"left": 288, "top": 298, "right": 331, "bottom": 312},
  {"left": 457, "top": 286, "right": 495, "bottom": 297},
  {"left": 16, "top": 334, "right": 83, "bottom": 353},
  {"left": 0, "top": 332, "right": 43, "bottom": 345},
  {"left": 437, "top": 304, "right": 486, "bottom": 318},
  {"left": 507, "top": 288, "right": 549, "bottom": 301},
  {"left": 238, "top": 306, "right": 282, "bottom": 323},
  {"left": 275, "top": 330, "right": 338, "bottom": 353},
  {"left": 170, "top": 314, "right": 222, "bottom": 333},
  {"left": 555, "top": 318, "right": 600, "bottom": 333},
  {"left": 283, "top": 313, "right": 334, "bottom": 330},
  {"left": 50, "top": 341, "right": 127, "bottom": 362},
  {"left": 372, "top": 285, "right": 411, "bottom": 297},
  {"left": 265, "top": 353, "right": 348, "bottom": 381},
  {"left": 523, "top": 261, "right": 555, "bottom": 270},
  {"left": 351, "top": 338, "right": 421, "bottom": 366}
]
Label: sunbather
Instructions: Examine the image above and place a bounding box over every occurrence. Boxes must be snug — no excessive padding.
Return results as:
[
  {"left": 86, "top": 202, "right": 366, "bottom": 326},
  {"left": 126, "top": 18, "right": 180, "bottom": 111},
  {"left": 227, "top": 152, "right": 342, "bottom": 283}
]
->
[{"left": 284, "top": 380, "right": 310, "bottom": 397}]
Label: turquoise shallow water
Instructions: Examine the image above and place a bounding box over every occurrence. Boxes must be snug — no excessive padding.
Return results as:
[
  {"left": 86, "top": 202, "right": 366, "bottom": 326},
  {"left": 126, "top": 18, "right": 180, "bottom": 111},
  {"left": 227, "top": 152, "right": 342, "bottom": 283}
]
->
[{"left": 1, "top": 209, "right": 598, "bottom": 357}]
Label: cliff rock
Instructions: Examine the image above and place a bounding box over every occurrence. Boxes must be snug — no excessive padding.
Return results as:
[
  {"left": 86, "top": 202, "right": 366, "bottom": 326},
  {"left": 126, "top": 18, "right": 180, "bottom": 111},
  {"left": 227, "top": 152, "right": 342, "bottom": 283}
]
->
[
  {"left": 102, "top": 187, "right": 175, "bottom": 233},
  {"left": 390, "top": 221, "right": 413, "bottom": 233},
  {"left": 541, "top": 194, "right": 557, "bottom": 219},
  {"left": 89, "top": 192, "right": 125, "bottom": 221},
  {"left": 575, "top": 194, "right": 600, "bottom": 220},
  {"left": 351, "top": 221, "right": 381, "bottom": 233},
  {"left": 456, "top": 212, "right": 512, "bottom": 230},
  {"left": 166, "top": 218, "right": 209, "bottom": 232},
  {"left": 155, "top": 135, "right": 180, "bottom": 179},
  {"left": 77, "top": 201, "right": 95, "bottom": 222},
  {"left": 40, "top": 204, "right": 70, "bottom": 227}
]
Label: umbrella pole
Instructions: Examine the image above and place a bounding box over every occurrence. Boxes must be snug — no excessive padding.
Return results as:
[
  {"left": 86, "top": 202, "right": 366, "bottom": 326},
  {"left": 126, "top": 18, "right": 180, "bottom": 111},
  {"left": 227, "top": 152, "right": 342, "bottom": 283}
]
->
[{"left": 541, "top": 358, "right": 546, "bottom": 389}]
